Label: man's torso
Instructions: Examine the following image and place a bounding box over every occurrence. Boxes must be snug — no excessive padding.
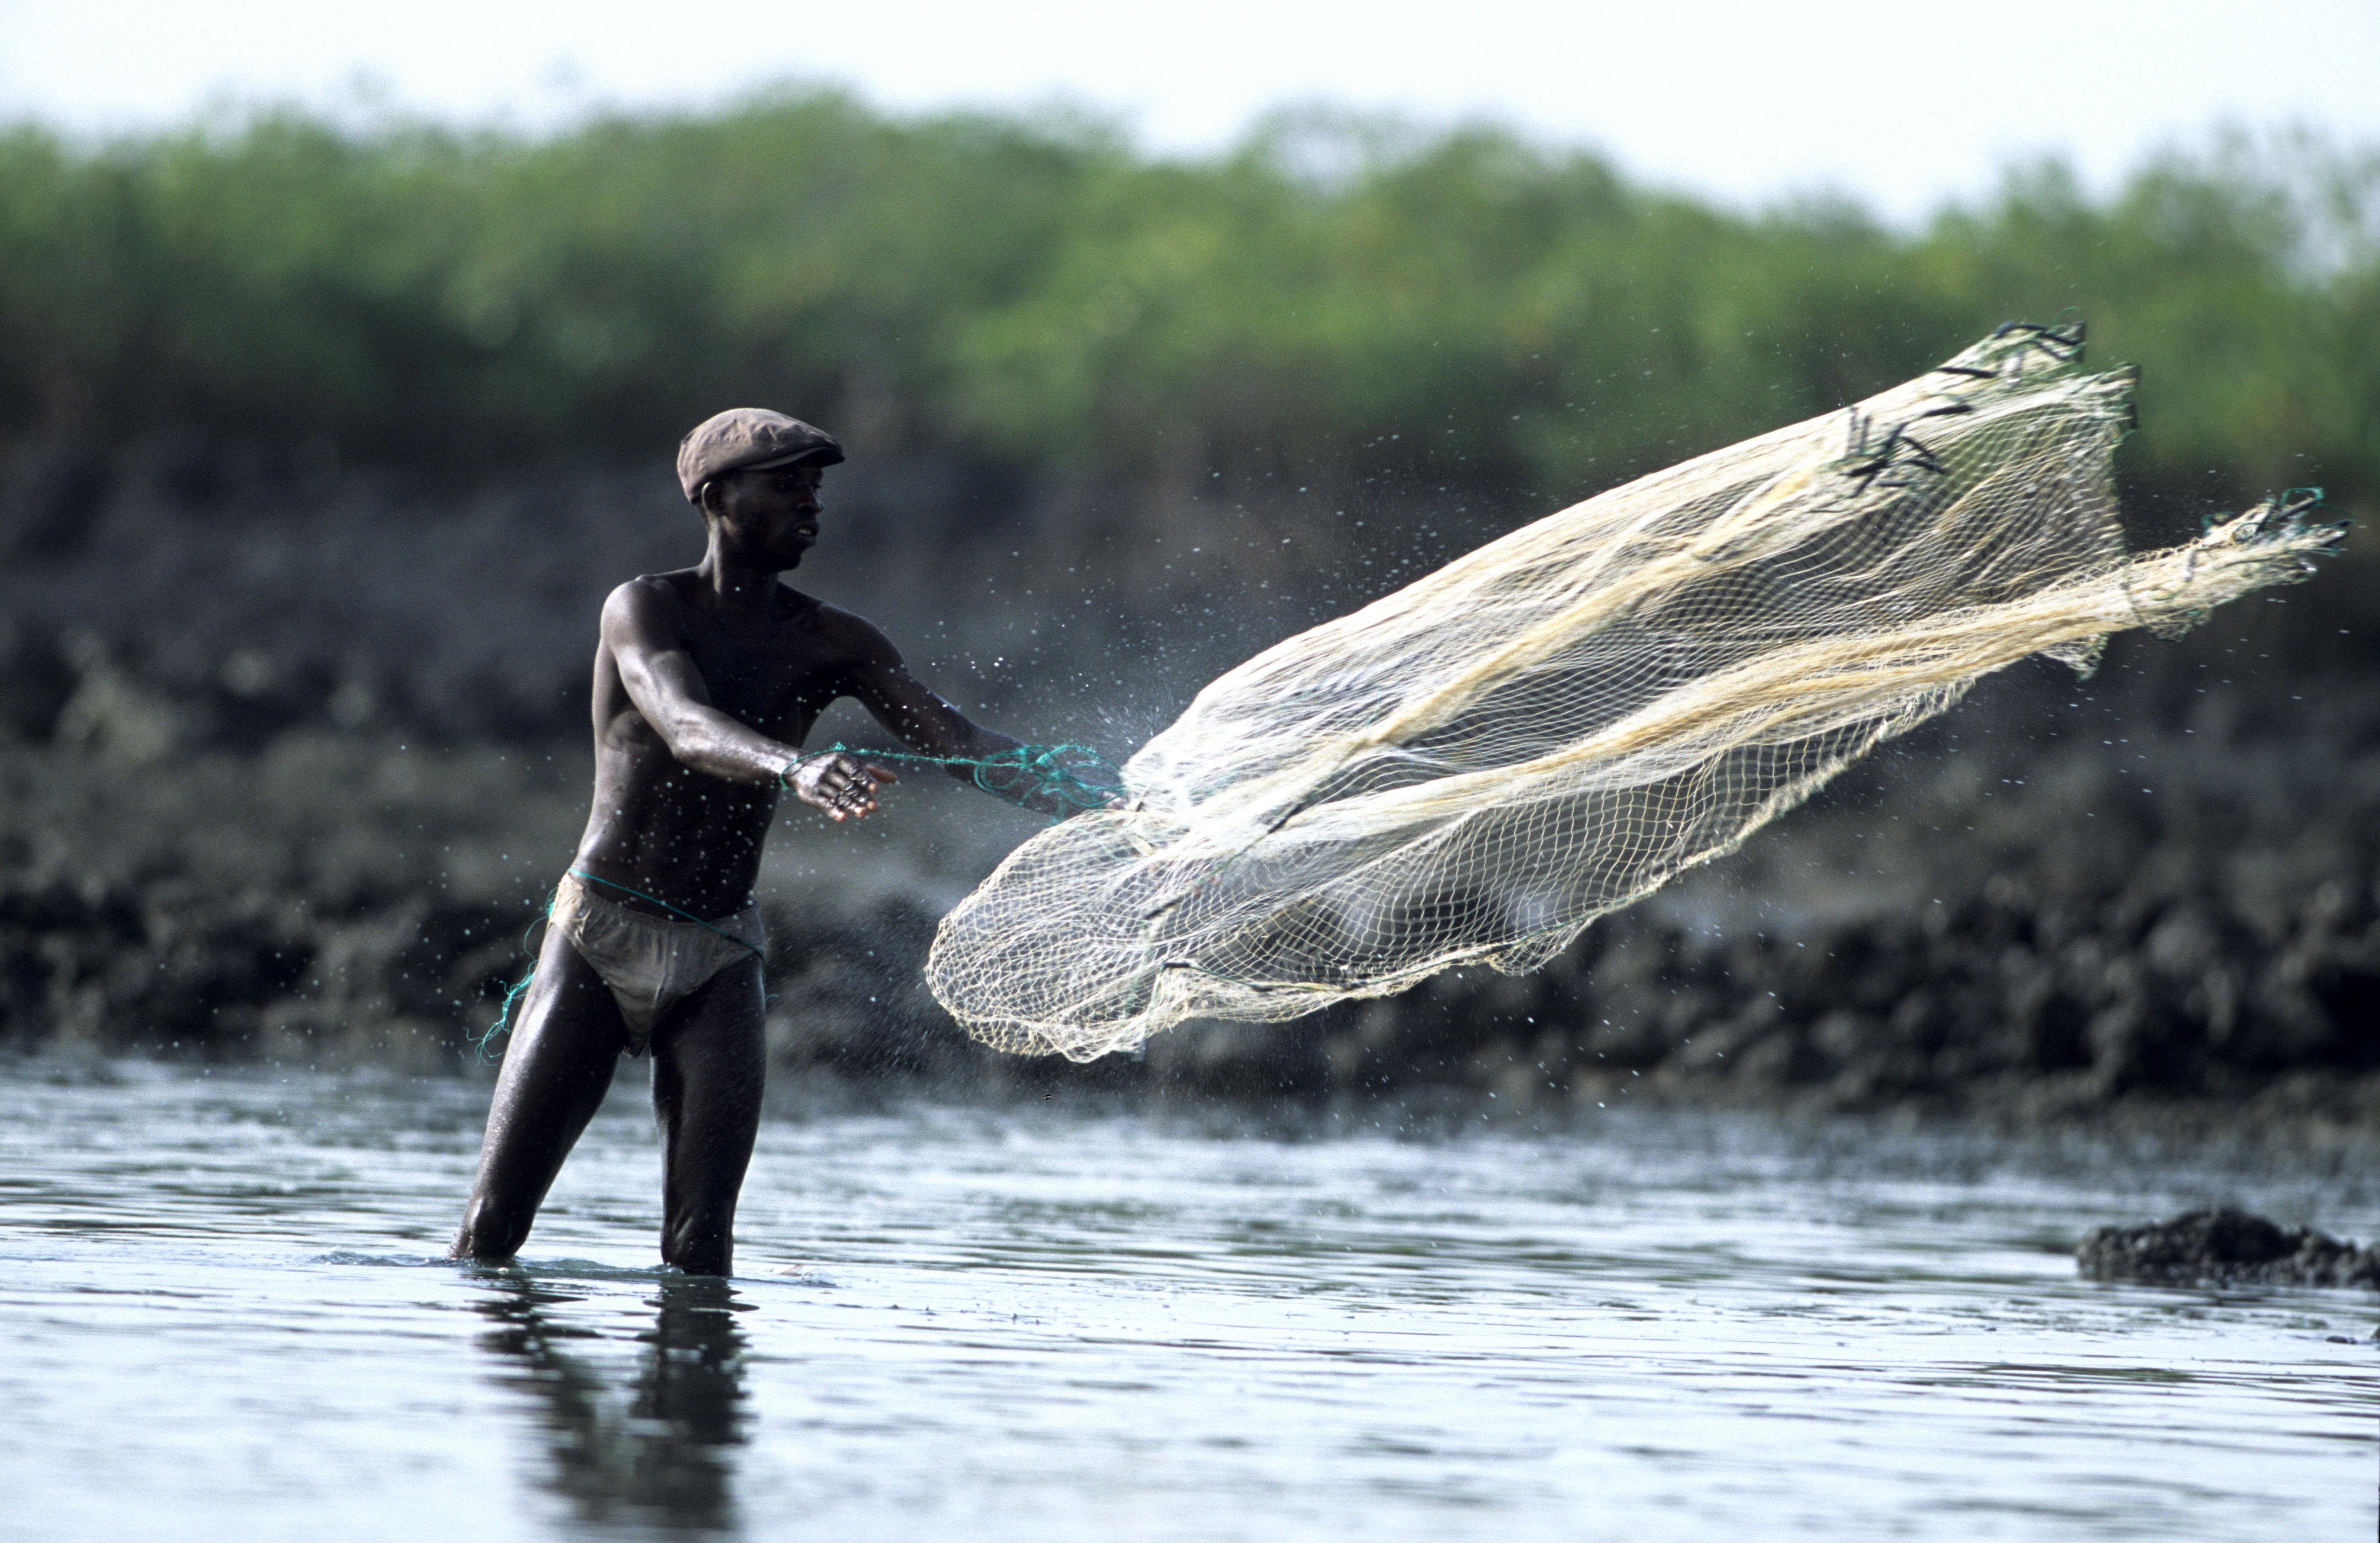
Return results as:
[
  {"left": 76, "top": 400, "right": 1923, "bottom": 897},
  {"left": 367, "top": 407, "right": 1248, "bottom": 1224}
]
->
[{"left": 575, "top": 572, "right": 877, "bottom": 918}]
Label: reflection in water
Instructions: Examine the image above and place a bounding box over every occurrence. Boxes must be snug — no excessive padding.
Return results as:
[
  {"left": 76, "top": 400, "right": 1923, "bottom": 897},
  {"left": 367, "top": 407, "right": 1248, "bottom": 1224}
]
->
[
  {"left": 476, "top": 1274, "right": 753, "bottom": 1536},
  {"left": 10, "top": 1072, "right": 2380, "bottom": 1542}
]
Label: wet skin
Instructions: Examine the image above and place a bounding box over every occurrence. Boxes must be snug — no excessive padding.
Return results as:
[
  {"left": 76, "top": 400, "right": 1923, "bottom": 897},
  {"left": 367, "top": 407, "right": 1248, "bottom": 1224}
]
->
[{"left": 453, "top": 458, "right": 1063, "bottom": 1275}]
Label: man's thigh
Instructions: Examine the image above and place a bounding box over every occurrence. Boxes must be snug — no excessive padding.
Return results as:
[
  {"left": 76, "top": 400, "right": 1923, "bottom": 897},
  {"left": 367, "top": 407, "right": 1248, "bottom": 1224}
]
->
[
  {"left": 651, "top": 959, "right": 766, "bottom": 1165},
  {"left": 647, "top": 959, "right": 768, "bottom": 1271},
  {"left": 476, "top": 927, "right": 630, "bottom": 1183},
  {"left": 652, "top": 951, "right": 762, "bottom": 1108}
]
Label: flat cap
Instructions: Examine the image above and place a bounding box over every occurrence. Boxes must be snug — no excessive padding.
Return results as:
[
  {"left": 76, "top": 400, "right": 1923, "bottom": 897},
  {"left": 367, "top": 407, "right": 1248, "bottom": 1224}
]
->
[{"left": 676, "top": 408, "right": 845, "bottom": 503}]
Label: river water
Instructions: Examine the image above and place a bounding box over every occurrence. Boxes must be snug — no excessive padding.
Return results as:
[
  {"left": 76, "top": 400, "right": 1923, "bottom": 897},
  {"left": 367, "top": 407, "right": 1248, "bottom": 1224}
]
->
[{"left": 1, "top": 1062, "right": 2374, "bottom": 1541}]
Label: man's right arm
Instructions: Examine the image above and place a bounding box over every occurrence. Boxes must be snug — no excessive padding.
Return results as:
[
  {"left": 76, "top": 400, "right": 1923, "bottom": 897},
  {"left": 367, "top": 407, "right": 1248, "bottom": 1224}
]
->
[
  {"left": 603, "top": 582, "right": 889, "bottom": 820},
  {"left": 604, "top": 581, "right": 793, "bottom": 784}
]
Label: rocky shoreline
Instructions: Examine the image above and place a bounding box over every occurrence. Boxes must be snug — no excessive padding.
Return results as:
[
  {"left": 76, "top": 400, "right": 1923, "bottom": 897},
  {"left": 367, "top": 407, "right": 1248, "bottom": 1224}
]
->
[
  {"left": 6, "top": 653, "right": 2375, "bottom": 1127},
  {"left": 3, "top": 441, "right": 2373, "bottom": 1122}
]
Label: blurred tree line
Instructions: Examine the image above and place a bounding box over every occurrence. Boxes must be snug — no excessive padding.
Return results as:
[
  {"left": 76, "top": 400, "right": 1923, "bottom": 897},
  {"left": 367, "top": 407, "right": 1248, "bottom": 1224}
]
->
[{"left": 0, "top": 90, "right": 2371, "bottom": 527}]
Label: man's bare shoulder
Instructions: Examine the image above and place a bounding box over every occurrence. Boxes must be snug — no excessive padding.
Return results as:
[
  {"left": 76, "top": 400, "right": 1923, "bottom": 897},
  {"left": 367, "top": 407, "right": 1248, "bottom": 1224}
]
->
[
  {"left": 599, "top": 573, "right": 695, "bottom": 642},
  {"left": 792, "top": 592, "right": 903, "bottom": 667}
]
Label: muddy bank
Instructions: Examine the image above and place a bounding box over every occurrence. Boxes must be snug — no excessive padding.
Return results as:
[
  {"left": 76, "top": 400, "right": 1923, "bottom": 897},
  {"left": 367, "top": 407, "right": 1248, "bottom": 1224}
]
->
[{"left": 5, "top": 660, "right": 2376, "bottom": 1124}]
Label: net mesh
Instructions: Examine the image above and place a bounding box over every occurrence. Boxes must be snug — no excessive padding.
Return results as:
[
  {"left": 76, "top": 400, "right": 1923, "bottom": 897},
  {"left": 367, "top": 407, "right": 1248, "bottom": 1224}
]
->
[{"left": 926, "top": 323, "right": 2344, "bottom": 1060}]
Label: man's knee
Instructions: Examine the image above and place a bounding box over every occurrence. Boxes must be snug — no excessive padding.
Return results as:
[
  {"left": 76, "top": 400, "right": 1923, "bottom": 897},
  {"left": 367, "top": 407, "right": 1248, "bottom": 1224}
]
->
[
  {"left": 455, "top": 1195, "right": 537, "bottom": 1261},
  {"left": 661, "top": 1209, "right": 734, "bottom": 1275}
]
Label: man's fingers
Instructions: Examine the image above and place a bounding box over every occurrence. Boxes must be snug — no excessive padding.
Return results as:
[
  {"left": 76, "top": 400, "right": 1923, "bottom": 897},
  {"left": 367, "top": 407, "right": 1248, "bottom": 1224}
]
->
[
  {"left": 828, "top": 756, "right": 896, "bottom": 783},
  {"left": 790, "top": 752, "right": 895, "bottom": 820}
]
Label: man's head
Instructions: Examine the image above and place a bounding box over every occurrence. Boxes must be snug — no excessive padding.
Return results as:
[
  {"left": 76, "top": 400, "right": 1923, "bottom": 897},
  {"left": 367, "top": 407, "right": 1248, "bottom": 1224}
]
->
[
  {"left": 699, "top": 458, "right": 827, "bottom": 571},
  {"left": 677, "top": 408, "right": 845, "bottom": 571},
  {"left": 677, "top": 408, "right": 843, "bottom": 504}
]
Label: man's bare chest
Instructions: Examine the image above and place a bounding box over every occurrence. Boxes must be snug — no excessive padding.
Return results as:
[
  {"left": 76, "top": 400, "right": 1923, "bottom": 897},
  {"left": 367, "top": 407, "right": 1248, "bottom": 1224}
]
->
[{"left": 678, "top": 620, "right": 849, "bottom": 731}]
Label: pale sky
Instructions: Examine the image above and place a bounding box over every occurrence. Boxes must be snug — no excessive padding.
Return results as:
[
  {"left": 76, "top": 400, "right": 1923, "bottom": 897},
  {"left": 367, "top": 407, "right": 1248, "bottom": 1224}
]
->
[{"left": 3, "top": 0, "right": 2374, "bottom": 221}]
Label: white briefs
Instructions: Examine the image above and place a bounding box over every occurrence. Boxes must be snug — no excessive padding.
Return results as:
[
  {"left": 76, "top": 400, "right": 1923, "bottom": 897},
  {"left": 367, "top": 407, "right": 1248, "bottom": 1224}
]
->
[{"left": 549, "top": 872, "right": 765, "bottom": 1054}]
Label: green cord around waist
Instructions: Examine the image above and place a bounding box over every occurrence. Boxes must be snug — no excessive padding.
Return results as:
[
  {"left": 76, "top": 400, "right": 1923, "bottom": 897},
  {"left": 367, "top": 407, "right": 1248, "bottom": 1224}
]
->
[
  {"left": 564, "top": 869, "right": 765, "bottom": 956},
  {"left": 468, "top": 871, "right": 765, "bottom": 1062}
]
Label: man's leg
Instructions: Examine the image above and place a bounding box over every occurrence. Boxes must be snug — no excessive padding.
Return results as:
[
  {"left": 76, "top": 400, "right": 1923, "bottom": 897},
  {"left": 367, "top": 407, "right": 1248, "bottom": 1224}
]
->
[
  {"left": 452, "top": 924, "right": 628, "bottom": 1262},
  {"left": 650, "top": 957, "right": 766, "bottom": 1275}
]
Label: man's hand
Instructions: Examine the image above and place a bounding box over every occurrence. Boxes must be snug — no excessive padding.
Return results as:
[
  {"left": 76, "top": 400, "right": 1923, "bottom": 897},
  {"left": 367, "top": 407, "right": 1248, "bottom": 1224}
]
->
[{"left": 786, "top": 753, "right": 899, "bottom": 822}]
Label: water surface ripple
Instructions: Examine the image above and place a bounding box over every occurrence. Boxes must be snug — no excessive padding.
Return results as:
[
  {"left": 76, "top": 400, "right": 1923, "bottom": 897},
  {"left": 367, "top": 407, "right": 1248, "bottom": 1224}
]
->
[{"left": 2, "top": 1064, "right": 2375, "bottom": 1540}]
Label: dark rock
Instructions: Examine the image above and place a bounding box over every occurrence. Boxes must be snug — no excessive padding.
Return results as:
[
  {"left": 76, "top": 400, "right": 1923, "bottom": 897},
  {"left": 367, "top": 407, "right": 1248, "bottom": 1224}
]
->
[
  {"left": 2077, "top": 1207, "right": 2380, "bottom": 1289},
  {"left": 0, "top": 444, "right": 108, "bottom": 560},
  {"left": 0, "top": 623, "right": 75, "bottom": 743}
]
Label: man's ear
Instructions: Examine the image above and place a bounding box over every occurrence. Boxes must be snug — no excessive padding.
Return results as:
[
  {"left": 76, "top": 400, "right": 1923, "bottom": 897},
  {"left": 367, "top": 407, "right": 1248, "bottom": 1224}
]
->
[{"left": 698, "top": 477, "right": 726, "bottom": 518}]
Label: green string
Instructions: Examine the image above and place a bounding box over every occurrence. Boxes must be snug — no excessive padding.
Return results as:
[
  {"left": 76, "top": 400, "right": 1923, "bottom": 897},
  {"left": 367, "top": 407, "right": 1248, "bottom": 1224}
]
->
[
  {"left": 472, "top": 744, "right": 1123, "bottom": 1060},
  {"left": 797, "top": 740, "right": 1125, "bottom": 815},
  {"left": 472, "top": 899, "right": 554, "bottom": 1063},
  {"left": 563, "top": 869, "right": 766, "bottom": 955}
]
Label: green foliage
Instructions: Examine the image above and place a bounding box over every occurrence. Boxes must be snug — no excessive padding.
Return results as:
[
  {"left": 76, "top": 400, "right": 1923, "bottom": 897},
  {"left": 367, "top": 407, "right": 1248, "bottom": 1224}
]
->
[{"left": 0, "top": 94, "right": 2371, "bottom": 518}]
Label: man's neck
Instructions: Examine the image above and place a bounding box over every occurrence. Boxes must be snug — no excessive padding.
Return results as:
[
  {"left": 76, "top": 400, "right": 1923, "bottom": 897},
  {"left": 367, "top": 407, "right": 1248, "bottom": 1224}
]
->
[{"left": 691, "top": 549, "right": 782, "bottom": 617}]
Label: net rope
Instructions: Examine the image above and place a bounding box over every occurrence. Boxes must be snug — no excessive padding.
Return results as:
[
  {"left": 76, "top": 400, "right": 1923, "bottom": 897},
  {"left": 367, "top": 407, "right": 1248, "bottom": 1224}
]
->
[
  {"left": 796, "top": 741, "right": 1123, "bottom": 813},
  {"left": 924, "top": 322, "right": 2345, "bottom": 1061}
]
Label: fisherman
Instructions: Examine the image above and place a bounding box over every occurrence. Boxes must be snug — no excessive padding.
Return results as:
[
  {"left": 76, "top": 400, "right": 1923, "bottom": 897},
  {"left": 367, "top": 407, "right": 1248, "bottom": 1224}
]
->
[{"left": 452, "top": 408, "right": 1083, "bottom": 1276}]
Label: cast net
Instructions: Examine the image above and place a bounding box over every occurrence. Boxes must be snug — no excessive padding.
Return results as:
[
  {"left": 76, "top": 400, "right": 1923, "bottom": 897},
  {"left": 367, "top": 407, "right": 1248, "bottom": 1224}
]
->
[{"left": 926, "top": 323, "right": 2344, "bottom": 1060}]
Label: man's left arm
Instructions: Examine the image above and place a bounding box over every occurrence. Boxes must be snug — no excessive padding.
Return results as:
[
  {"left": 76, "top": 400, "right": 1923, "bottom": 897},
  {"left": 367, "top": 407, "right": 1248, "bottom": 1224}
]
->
[{"left": 842, "top": 636, "right": 1083, "bottom": 817}]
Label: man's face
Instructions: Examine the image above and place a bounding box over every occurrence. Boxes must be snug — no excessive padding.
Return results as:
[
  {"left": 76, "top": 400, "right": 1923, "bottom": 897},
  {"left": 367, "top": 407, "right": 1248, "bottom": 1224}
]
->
[{"left": 703, "top": 460, "right": 826, "bottom": 570}]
